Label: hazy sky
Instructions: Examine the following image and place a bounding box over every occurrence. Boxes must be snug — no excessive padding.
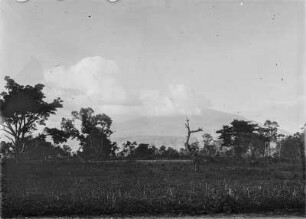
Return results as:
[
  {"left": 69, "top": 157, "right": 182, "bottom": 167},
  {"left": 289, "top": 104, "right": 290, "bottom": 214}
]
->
[{"left": 0, "top": 0, "right": 305, "bottom": 132}]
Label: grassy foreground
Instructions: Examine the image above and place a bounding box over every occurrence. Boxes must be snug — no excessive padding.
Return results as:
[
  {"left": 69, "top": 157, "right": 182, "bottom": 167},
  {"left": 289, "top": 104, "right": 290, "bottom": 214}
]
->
[{"left": 1, "top": 159, "right": 305, "bottom": 217}]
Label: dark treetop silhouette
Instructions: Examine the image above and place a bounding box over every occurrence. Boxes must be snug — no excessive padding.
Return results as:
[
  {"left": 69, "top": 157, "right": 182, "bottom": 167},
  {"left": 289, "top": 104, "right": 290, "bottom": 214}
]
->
[{"left": 0, "top": 76, "right": 62, "bottom": 157}]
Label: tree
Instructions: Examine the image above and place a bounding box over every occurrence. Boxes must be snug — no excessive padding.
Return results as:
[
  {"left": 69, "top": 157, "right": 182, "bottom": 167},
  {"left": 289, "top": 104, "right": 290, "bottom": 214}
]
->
[
  {"left": 159, "top": 145, "right": 167, "bottom": 155},
  {"left": 46, "top": 107, "right": 117, "bottom": 161},
  {"left": 280, "top": 131, "right": 305, "bottom": 180},
  {"left": 134, "top": 143, "right": 157, "bottom": 159},
  {"left": 22, "top": 134, "right": 68, "bottom": 161},
  {"left": 185, "top": 118, "right": 203, "bottom": 172},
  {"left": 0, "top": 76, "right": 63, "bottom": 157},
  {"left": 119, "top": 141, "right": 137, "bottom": 158},
  {"left": 62, "top": 145, "right": 72, "bottom": 157},
  {"left": 164, "top": 146, "right": 179, "bottom": 159},
  {"left": 263, "top": 120, "right": 279, "bottom": 141},
  {"left": 247, "top": 133, "right": 266, "bottom": 158},
  {"left": 216, "top": 120, "right": 258, "bottom": 158},
  {"left": 0, "top": 141, "right": 14, "bottom": 157},
  {"left": 202, "top": 133, "right": 213, "bottom": 147},
  {"left": 202, "top": 133, "right": 216, "bottom": 156}
]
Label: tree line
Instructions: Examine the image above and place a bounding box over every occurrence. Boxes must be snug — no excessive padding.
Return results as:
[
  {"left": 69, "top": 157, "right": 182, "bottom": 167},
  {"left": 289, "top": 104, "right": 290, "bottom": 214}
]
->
[{"left": 0, "top": 76, "right": 305, "bottom": 164}]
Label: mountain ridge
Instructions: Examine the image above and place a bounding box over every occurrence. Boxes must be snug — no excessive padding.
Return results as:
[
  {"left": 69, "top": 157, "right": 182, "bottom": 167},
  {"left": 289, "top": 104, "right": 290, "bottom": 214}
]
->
[{"left": 110, "top": 108, "right": 291, "bottom": 149}]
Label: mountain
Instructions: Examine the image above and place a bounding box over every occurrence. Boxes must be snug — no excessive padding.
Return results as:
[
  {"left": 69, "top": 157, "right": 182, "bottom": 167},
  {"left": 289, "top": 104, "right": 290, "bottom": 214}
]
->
[{"left": 111, "top": 108, "right": 245, "bottom": 149}]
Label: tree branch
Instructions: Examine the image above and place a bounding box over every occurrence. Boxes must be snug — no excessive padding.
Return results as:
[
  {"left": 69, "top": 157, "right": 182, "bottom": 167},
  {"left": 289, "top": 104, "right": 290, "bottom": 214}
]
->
[{"left": 4, "top": 135, "right": 15, "bottom": 144}]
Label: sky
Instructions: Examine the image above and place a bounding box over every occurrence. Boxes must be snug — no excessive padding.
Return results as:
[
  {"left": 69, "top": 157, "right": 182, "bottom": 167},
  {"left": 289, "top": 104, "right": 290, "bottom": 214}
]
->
[{"left": 0, "top": 0, "right": 305, "bottom": 133}]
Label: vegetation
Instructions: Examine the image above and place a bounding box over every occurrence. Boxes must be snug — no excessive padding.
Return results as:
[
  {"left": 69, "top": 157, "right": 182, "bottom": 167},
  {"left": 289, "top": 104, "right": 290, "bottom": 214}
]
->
[
  {"left": 0, "top": 76, "right": 62, "bottom": 158},
  {"left": 46, "top": 107, "right": 117, "bottom": 161},
  {"left": 0, "top": 76, "right": 305, "bottom": 217},
  {"left": 1, "top": 159, "right": 305, "bottom": 217}
]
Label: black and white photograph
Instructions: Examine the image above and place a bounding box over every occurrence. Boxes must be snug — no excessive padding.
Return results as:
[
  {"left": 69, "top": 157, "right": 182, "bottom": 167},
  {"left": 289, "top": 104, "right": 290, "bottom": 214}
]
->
[{"left": 0, "top": 0, "right": 305, "bottom": 217}]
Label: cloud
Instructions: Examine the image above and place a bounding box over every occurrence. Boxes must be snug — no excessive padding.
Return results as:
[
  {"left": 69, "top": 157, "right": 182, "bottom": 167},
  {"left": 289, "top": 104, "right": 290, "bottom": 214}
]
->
[
  {"left": 140, "top": 84, "right": 211, "bottom": 116},
  {"left": 43, "top": 58, "right": 211, "bottom": 119},
  {"left": 44, "top": 56, "right": 127, "bottom": 105}
]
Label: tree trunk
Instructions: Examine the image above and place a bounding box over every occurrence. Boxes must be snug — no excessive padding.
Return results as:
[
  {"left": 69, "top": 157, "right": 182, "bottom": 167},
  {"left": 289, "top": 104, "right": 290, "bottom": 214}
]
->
[{"left": 184, "top": 118, "right": 203, "bottom": 172}]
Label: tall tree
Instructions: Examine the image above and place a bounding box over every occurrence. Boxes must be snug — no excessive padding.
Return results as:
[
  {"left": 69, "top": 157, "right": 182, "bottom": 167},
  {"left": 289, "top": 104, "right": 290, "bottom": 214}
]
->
[
  {"left": 216, "top": 120, "right": 258, "bottom": 158},
  {"left": 185, "top": 118, "right": 203, "bottom": 172},
  {"left": 280, "top": 131, "right": 305, "bottom": 179},
  {"left": 0, "top": 76, "right": 62, "bottom": 157},
  {"left": 46, "top": 107, "right": 116, "bottom": 160},
  {"left": 202, "top": 133, "right": 216, "bottom": 156},
  {"left": 119, "top": 141, "right": 137, "bottom": 158},
  {"left": 202, "top": 133, "right": 213, "bottom": 147},
  {"left": 263, "top": 120, "right": 279, "bottom": 141},
  {"left": 134, "top": 143, "right": 157, "bottom": 159}
]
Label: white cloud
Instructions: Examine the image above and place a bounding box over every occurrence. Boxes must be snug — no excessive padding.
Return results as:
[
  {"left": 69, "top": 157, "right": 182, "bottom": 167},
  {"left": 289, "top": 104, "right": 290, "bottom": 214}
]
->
[
  {"left": 44, "top": 56, "right": 126, "bottom": 105},
  {"left": 43, "top": 58, "right": 211, "bottom": 119},
  {"left": 140, "top": 84, "right": 211, "bottom": 116}
]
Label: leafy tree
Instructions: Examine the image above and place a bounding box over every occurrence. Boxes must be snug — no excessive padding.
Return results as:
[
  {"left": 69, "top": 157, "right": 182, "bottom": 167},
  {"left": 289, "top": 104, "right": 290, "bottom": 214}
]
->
[
  {"left": 202, "top": 133, "right": 213, "bottom": 147},
  {"left": 62, "top": 144, "right": 72, "bottom": 156},
  {"left": 202, "top": 133, "right": 216, "bottom": 156},
  {"left": 216, "top": 120, "right": 258, "bottom": 158},
  {"left": 164, "top": 146, "right": 179, "bottom": 159},
  {"left": 280, "top": 131, "right": 305, "bottom": 179},
  {"left": 44, "top": 128, "right": 71, "bottom": 145},
  {"left": 0, "top": 141, "right": 14, "bottom": 157},
  {"left": 263, "top": 120, "right": 279, "bottom": 141},
  {"left": 0, "top": 76, "right": 63, "bottom": 157},
  {"left": 281, "top": 132, "right": 305, "bottom": 160},
  {"left": 247, "top": 133, "right": 266, "bottom": 158},
  {"left": 134, "top": 143, "right": 157, "bottom": 159},
  {"left": 46, "top": 107, "right": 117, "bottom": 160},
  {"left": 119, "top": 141, "right": 137, "bottom": 158},
  {"left": 159, "top": 145, "right": 167, "bottom": 155},
  {"left": 22, "top": 134, "right": 68, "bottom": 160}
]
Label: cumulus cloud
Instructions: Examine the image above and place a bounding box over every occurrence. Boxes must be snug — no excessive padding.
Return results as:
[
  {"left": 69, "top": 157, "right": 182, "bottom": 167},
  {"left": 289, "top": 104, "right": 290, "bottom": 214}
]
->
[
  {"left": 140, "top": 84, "right": 211, "bottom": 116},
  {"left": 43, "top": 57, "right": 211, "bottom": 119},
  {"left": 44, "top": 56, "right": 126, "bottom": 105}
]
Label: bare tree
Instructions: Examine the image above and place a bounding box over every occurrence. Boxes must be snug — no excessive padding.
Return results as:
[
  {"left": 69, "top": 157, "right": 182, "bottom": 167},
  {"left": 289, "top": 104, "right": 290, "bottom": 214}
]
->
[{"left": 185, "top": 118, "right": 203, "bottom": 172}]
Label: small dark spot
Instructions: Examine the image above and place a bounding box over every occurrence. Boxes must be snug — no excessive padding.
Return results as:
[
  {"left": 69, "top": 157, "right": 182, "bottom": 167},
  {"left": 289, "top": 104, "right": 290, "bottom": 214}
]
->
[
  {"left": 88, "top": 14, "right": 91, "bottom": 18},
  {"left": 281, "top": 78, "right": 284, "bottom": 81}
]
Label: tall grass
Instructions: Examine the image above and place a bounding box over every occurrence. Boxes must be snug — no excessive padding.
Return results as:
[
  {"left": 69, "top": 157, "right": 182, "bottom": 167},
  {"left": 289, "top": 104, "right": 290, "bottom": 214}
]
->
[{"left": 1, "top": 160, "right": 305, "bottom": 217}]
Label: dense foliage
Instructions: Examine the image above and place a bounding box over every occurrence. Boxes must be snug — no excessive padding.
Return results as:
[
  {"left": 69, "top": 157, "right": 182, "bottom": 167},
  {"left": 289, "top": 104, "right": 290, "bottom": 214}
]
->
[
  {"left": 0, "top": 76, "right": 62, "bottom": 156},
  {"left": 46, "top": 108, "right": 117, "bottom": 161}
]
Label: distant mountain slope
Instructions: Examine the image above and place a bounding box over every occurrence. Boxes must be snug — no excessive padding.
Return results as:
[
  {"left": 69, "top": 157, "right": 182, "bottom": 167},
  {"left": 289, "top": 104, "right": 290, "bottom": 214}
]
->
[
  {"left": 111, "top": 109, "right": 291, "bottom": 149},
  {"left": 111, "top": 109, "right": 245, "bottom": 148}
]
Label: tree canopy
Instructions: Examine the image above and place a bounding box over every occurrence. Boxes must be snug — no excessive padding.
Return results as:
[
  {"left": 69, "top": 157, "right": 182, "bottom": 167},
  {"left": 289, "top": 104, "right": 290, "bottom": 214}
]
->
[
  {"left": 46, "top": 107, "right": 117, "bottom": 160},
  {"left": 0, "top": 76, "right": 63, "bottom": 156},
  {"left": 216, "top": 120, "right": 259, "bottom": 158}
]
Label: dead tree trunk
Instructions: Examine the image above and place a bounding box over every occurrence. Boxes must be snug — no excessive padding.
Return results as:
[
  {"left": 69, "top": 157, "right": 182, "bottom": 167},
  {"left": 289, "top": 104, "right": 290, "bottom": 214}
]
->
[{"left": 185, "top": 118, "right": 203, "bottom": 172}]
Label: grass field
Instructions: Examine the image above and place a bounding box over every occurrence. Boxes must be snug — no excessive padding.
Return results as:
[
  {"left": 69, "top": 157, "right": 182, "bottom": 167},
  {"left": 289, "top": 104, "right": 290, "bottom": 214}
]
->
[{"left": 1, "top": 159, "right": 305, "bottom": 217}]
